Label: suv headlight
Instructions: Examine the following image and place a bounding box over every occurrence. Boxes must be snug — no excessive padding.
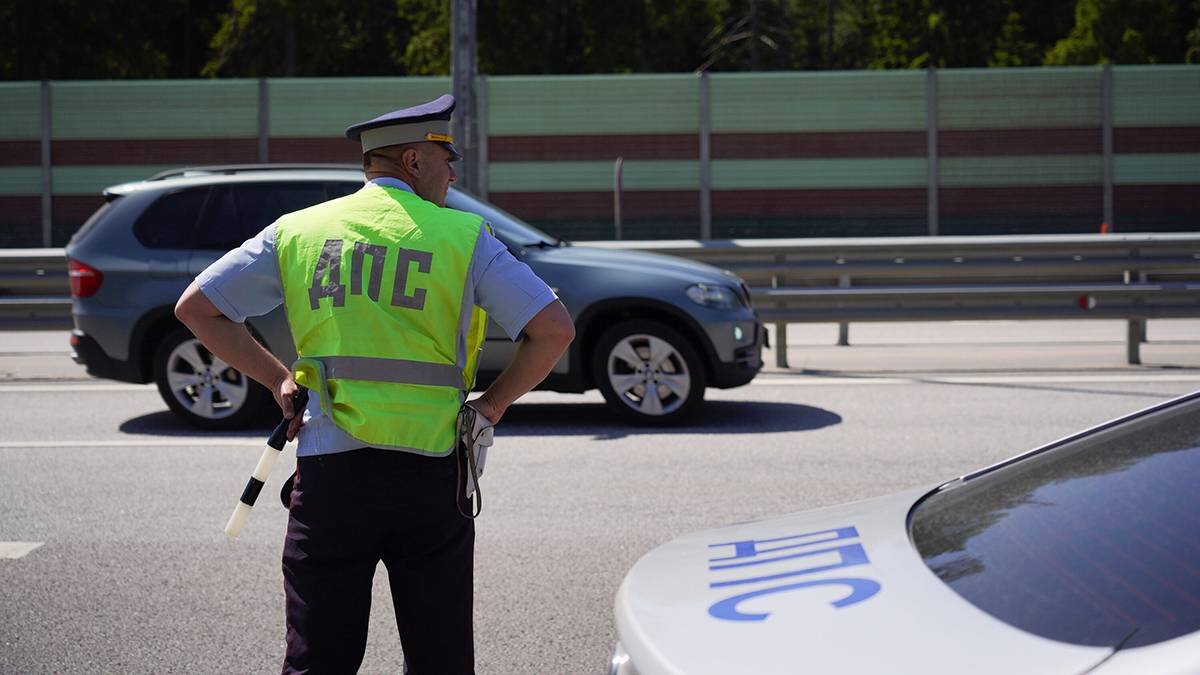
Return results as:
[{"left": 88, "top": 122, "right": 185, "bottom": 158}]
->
[{"left": 686, "top": 283, "right": 739, "bottom": 310}]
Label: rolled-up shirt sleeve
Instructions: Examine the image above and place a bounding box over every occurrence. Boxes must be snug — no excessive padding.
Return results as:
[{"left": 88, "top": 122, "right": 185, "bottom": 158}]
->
[
  {"left": 470, "top": 228, "right": 557, "bottom": 340},
  {"left": 194, "top": 224, "right": 283, "bottom": 323}
]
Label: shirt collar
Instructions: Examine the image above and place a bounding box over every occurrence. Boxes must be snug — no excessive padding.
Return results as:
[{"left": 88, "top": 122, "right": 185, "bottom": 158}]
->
[{"left": 369, "top": 177, "right": 415, "bottom": 193}]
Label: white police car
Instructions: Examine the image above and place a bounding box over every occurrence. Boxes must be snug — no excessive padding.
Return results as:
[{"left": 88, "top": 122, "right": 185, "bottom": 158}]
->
[{"left": 611, "top": 390, "right": 1200, "bottom": 674}]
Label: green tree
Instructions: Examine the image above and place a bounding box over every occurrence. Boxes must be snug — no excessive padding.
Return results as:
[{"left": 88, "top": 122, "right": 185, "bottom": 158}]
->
[
  {"left": 202, "top": 0, "right": 446, "bottom": 77},
  {"left": 989, "top": 11, "right": 1042, "bottom": 66},
  {"left": 395, "top": 0, "right": 449, "bottom": 74},
  {"left": 831, "top": 0, "right": 1050, "bottom": 69},
  {"left": 0, "top": 0, "right": 225, "bottom": 80},
  {"left": 1189, "top": 1, "right": 1200, "bottom": 63},
  {"left": 4, "top": 0, "right": 1200, "bottom": 80},
  {"left": 820, "top": 0, "right": 1075, "bottom": 69},
  {"left": 478, "top": 0, "right": 721, "bottom": 74},
  {"left": 1045, "top": 0, "right": 1197, "bottom": 64}
]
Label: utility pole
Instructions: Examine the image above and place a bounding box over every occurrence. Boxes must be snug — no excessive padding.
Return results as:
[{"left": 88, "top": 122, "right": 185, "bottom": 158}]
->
[{"left": 451, "top": 0, "right": 479, "bottom": 195}]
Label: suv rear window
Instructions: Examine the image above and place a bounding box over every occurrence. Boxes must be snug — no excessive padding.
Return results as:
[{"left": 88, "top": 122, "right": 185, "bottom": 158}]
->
[
  {"left": 133, "top": 181, "right": 361, "bottom": 251},
  {"left": 68, "top": 199, "right": 117, "bottom": 246},
  {"left": 133, "top": 188, "right": 209, "bottom": 249},
  {"left": 910, "top": 393, "right": 1200, "bottom": 649},
  {"left": 195, "top": 182, "right": 332, "bottom": 251}
]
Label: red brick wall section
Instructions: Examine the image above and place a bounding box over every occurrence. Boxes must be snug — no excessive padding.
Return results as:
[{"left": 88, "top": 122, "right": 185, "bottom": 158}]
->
[
  {"left": 0, "top": 141, "right": 40, "bottom": 166},
  {"left": 51, "top": 139, "right": 258, "bottom": 165}
]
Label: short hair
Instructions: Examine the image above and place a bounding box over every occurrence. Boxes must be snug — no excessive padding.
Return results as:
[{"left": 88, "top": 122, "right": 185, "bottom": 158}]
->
[{"left": 363, "top": 144, "right": 424, "bottom": 172}]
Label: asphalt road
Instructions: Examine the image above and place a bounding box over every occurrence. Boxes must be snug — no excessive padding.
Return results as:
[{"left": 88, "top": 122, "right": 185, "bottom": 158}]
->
[{"left": 1, "top": 320, "right": 1198, "bottom": 674}]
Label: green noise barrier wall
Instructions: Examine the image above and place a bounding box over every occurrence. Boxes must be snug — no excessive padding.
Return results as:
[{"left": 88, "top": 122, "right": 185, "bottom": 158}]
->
[{"left": 0, "top": 66, "right": 1196, "bottom": 246}]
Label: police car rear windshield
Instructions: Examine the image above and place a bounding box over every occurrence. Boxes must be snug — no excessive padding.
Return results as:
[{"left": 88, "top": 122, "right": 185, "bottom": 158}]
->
[{"left": 909, "top": 391, "right": 1200, "bottom": 649}]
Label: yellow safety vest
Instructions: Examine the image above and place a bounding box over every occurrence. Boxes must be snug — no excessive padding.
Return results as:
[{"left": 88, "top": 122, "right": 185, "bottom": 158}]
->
[{"left": 274, "top": 182, "right": 489, "bottom": 454}]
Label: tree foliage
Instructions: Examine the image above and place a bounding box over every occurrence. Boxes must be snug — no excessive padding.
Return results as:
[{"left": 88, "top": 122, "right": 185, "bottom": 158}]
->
[
  {"left": 200, "top": 0, "right": 440, "bottom": 77},
  {"left": 1190, "top": 0, "right": 1200, "bottom": 63},
  {"left": 1045, "top": 0, "right": 1196, "bottom": 65},
  {"left": 0, "top": 0, "right": 226, "bottom": 79},
  {"left": 1, "top": 0, "right": 1197, "bottom": 80},
  {"left": 478, "top": 0, "right": 720, "bottom": 74}
]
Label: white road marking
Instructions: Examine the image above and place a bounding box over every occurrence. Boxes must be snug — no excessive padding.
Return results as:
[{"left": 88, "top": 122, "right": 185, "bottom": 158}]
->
[
  {"left": 0, "top": 542, "right": 44, "bottom": 559},
  {"left": 0, "top": 438, "right": 268, "bottom": 449},
  {"left": 4, "top": 372, "right": 1199, "bottom": 395},
  {"left": 750, "top": 373, "right": 1200, "bottom": 386},
  {"left": 0, "top": 383, "right": 154, "bottom": 392},
  {"left": 753, "top": 376, "right": 912, "bottom": 386}
]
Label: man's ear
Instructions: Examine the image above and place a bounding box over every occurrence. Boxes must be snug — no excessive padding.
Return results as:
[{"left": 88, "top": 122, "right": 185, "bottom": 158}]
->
[{"left": 402, "top": 147, "right": 421, "bottom": 175}]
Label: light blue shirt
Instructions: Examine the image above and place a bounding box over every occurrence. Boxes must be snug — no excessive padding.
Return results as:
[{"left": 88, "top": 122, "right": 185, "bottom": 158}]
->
[{"left": 195, "top": 177, "right": 558, "bottom": 456}]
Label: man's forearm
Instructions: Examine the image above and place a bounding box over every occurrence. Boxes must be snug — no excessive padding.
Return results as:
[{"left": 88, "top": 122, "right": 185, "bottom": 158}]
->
[
  {"left": 478, "top": 334, "right": 566, "bottom": 417},
  {"left": 176, "top": 282, "right": 290, "bottom": 393},
  {"left": 185, "top": 314, "right": 291, "bottom": 391},
  {"left": 476, "top": 300, "right": 574, "bottom": 422}
]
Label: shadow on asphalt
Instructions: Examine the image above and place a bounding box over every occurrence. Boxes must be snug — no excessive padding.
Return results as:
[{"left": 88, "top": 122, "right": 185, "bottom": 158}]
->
[
  {"left": 119, "top": 411, "right": 274, "bottom": 437},
  {"left": 118, "top": 400, "right": 841, "bottom": 440},
  {"left": 497, "top": 400, "right": 841, "bottom": 439}
]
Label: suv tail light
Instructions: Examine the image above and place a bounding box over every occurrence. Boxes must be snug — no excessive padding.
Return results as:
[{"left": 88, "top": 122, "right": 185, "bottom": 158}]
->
[{"left": 68, "top": 258, "right": 103, "bottom": 298}]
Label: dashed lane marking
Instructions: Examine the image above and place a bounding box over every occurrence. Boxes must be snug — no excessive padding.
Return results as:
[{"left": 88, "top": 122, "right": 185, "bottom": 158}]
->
[
  {"left": 0, "top": 383, "right": 154, "bottom": 392},
  {"left": 750, "top": 373, "right": 1200, "bottom": 386},
  {"left": 0, "top": 542, "right": 44, "bottom": 559},
  {"left": 0, "top": 438, "right": 267, "bottom": 449}
]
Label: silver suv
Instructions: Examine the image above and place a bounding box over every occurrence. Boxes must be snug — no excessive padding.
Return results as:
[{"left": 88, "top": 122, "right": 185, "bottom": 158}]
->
[{"left": 66, "top": 166, "right": 764, "bottom": 428}]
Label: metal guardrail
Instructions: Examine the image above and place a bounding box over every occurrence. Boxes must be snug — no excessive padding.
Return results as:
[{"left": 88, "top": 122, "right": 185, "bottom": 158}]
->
[
  {"left": 0, "top": 249, "right": 71, "bottom": 330},
  {"left": 4, "top": 233, "right": 1199, "bottom": 364},
  {"left": 578, "top": 233, "right": 1200, "bottom": 366}
]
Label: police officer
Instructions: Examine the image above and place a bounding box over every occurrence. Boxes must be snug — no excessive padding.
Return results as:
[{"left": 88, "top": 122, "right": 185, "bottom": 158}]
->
[{"left": 175, "top": 94, "right": 574, "bottom": 674}]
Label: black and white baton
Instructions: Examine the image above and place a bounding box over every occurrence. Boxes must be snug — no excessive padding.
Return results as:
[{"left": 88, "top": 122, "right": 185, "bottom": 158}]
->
[{"left": 224, "top": 387, "right": 308, "bottom": 537}]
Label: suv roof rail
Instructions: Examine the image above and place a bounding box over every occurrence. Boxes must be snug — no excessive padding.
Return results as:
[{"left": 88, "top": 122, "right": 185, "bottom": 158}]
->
[{"left": 146, "top": 164, "right": 361, "bottom": 181}]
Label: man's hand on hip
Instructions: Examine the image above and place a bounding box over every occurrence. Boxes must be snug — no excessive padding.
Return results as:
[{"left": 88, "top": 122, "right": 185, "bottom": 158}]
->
[
  {"left": 475, "top": 300, "right": 575, "bottom": 423},
  {"left": 175, "top": 281, "right": 297, "bottom": 434},
  {"left": 465, "top": 395, "right": 502, "bottom": 425},
  {"left": 272, "top": 375, "right": 305, "bottom": 441}
]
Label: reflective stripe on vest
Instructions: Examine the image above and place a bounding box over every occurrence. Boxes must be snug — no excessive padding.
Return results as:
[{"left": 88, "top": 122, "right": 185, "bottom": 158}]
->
[
  {"left": 317, "top": 355, "right": 463, "bottom": 388},
  {"left": 274, "top": 183, "right": 488, "bottom": 454}
]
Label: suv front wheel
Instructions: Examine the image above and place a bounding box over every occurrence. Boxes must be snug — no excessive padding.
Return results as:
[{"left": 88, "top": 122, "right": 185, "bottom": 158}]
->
[
  {"left": 592, "top": 319, "right": 706, "bottom": 425},
  {"left": 153, "top": 326, "right": 269, "bottom": 429}
]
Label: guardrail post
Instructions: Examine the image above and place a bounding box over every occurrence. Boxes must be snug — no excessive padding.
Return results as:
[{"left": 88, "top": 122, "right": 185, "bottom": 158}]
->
[
  {"left": 773, "top": 259, "right": 789, "bottom": 368},
  {"left": 774, "top": 321, "right": 789, "bottom": 368},
  {"left": 40, "top": 80, "right": 52, "bottom": 247},
  {"left": 1125, "top": 252, "right": 1146, "bottom": 364},
  {"left": 698, "top": 70, "right": 712, "bottom": 240},
  {"left": 1137, "top": 271, "right": 1148, "bottom": 343},
  {"left": 1127, "top": 320, "right": 1142, "bottom": 365},
  {"left": 613, "top": 157, "right": 624, "bottom": 240},
  {"left": 837, "top": 275, "right": 850, "bottom": 346}
]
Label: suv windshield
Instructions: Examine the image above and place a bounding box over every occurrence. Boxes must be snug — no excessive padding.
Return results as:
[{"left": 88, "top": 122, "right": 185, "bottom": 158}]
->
[
  {"left": 909, "top": 392, "right": 1200, "bottom": 649},
  {"left": 447, "top": 189, "right": 562, "bottom": 248}
]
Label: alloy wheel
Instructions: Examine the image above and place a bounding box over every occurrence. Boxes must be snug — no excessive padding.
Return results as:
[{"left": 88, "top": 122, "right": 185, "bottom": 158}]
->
[
  {"left": 164, "top": 338, "right": 250, "bottom": 420},
  {"left": 606, "top": 333, "right": 692, "bottom": 417}
]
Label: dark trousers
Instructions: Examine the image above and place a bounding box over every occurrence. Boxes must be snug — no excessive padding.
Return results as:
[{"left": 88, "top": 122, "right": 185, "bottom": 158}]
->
[{"left": 281, "top": 448, "right": 474, "bottom": 675}]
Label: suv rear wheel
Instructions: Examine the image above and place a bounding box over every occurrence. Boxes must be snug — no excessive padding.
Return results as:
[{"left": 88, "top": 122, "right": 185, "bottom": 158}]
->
[
  {"left": 153, "top": 326, "right": 269, "bottom": 429},
  {"left": 592, "top": 319, "right": 706, "bottom": 425}
]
